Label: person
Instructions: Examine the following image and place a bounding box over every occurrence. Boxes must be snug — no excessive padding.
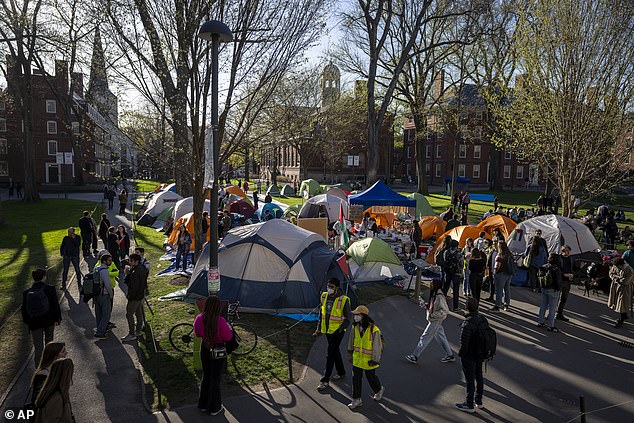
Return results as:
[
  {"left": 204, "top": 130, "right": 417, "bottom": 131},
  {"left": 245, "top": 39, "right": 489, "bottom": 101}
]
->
[
  {"left": 221, "top": 211, "right": 232, "bottom": 237},
  {"left": 492, "top": 227, "right": 505, "bottom": 243},
  {"left": 243, "top": 180, "right": 249, "bottom": 193},
  {"left": 482, "top": 209, "right": 493, "bottom": 220},
  {"left": 95, "top": 249, "right": 119, "bottom": 331},
  {"left": 315, "top": 278, "right": 351, "bottom": 391},
  {"left": 121, "top": 254, "right": 148, "bottom": 341},
  {"left": 368, "top": 217, "right": 378, "bottom": 233},
  {"left": 194, "top": 296, "right": 233, "bottom": 415},
  {"left": 33, "top": 358, "right": 74, "bottom": 423},
  {"left": 621, "top": 227, "right": 633, "bottom": 243},
  {"left": 435, "top": 236, "right": 452, "bottom": 294},
  {"left": 346, "top": 305, "right": 384, "bottom": 410},
  {"left": 455, "top": 297, "right": 488, "bottom": 413},
  {"left": 237, "top": 179, "right": 242, "bottom": 189},
  {"left": 484, "top": 239, "right": 497, "bottom": 302},
  {"left": 118, "top": 188, "right": 128, "bottom": 215},
  {"left": 106, "top": 186, "right": 116, "bottom": 210},
  {"left": 60, "top": 227, "right": 82, "bottom": 292},
  {"left": 202, "top": 211, "right": 209, "bottom": 238},
  {"left": 461, "top": 192, "right": 470, "bottom": 213},
  {"left": 89, "top": 212, "right": 99, "bottom": 255},
  {"left": 491, "top": 241, "right": 513, "bottom": 311},
  {"left": 264, "top": 193, "right": 272, "bottom": 203},
  {"left": 604, "top": 216, "right": 619, "bottom": 250},
  {"left": 493, "top": 196, "right": 499, "bottom": 212},
  {"left": 94, "top": 254, "right": 115, "bottom": 338},
  {"left": 252, "top": 190, "right": 259, "bottom": 212},
  {"left": 21, "top": 269, "right": 62, "bottom": 366},
  {"left": 537, "top": 253, "right": 562, "bottom": 332},
  {"left": 473, "top": 231, "right": 487, "bottom": 251},
  {"left": 117, "top": 225, "right": 131, "bottom": 261},
  {"left": 468, "top": 248, "right": 487, "bottom": 303},
  {"left": 98, "top": 214, "right": 110, "bottom": 250},
  {"left": 30, "top": 342, "right": 67, "bottom": 405},
  {"left": 16, "top": 181, "right": 22, "bottom": 198},
  {"left": 107, "top": 226, "right": 120, "bottom": 269},
  {"left": 452, "top": 192, "right": 460, "bottom": 210},
  {"left": 622, "top": 240, "right": 634, "bottom": 270},
  {"left": 608, "top": 258, "right": 634, "bottom": 328},
  {"left": 8, "top": 180, "right": 14, "bottom": 198},
  {"left": 556, "top": 245, "right": 574, "bottom": 322},
  {"left": 443, "top": 240, "right": 463, "bottom": 311},
  {"left": 103, "top": 183, "right": 109, "bottom": 199},
  {"left": 135, "top": 247, "right": 151, "bottom": 272},
  {"left": 525, "top": 229, "right": 548, "bottom": 291},
  {"left": 256, "top": 180, "right": 262, "bottom": 192},
  {"left": 174, "top": 225, "right": 192, "bottom": 272},
  {"left": 463, "top": 238, "right": 474, "bottom": 297},
  {"left": 263, "top": 209, "right": 273, "bottom": 221},
  {"left": 411, "top": 220, "right": 423, "bottom": 258},
  {"left": 405, "top": 279, "right": 454, "bottom": 364},
  {"left": 78, "top": 211, "right": 93, "bottom": 258},
  {"left": 446, "top": 214, "right": 460, "bottom": 232},
  {"left": 460, "top": 211, "right": 469, "bottom": 226}
]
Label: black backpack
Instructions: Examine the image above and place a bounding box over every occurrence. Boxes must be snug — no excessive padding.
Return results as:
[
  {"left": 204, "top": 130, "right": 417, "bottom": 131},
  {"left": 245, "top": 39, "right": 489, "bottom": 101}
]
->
[
  {"left": 477, "top": 318, "right": 497, "bottom": 361},
  {"left": 538, "top": 265, "right": 556, "bottom": 289},
  {"left": 26, "top": 285, "right": 50, "bottom": 318},
  {"left": 444, "top": 249, "right": 460, "bottom": 274},
  {"left": 82, "top": 267, "right": 103, "bottom": 300}
]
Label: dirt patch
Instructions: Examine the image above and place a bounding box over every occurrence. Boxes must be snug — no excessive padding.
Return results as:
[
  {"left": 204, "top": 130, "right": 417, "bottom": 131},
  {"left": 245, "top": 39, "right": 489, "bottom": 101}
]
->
[{"left": 169, "top": 276, "right": 189, "bottom": 286}]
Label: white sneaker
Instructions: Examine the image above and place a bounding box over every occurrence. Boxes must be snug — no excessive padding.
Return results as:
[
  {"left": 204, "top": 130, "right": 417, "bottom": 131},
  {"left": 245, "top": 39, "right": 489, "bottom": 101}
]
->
[
  {"left": 121, "top": 334, "right": 138, "bottom": 342},
  {"left": 348, "top": 398, "right": 363, "bottom": 410},
  {"left": 210, "top": 406, "right": 224, "bottom": 416},
  {"left": 373, "top": 386, "right": 385, "bottom": 401},
  {"left": 316, "top": 382, "right": 329, "bottom": 391}
]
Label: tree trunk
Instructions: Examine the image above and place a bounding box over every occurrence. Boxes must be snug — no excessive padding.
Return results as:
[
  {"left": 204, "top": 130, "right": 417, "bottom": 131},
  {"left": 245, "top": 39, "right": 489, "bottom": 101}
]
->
[
  {"left": 412, "top": 113, "right": 428, "bottom": 195},
  {"left": 244, "top": 146, "right": 250, "bottom": 182},
  {"left": 21, "top": 76, "right": 40, "bottom": 202},
  {"left": 488, "top": 146, "right": 502, "bottom": 191},
  {"left": 366, "top": 122, "right": 380, "bottom": 186},
  {"left": 171, "top": 106, "right": 191, "bottom": 197}
]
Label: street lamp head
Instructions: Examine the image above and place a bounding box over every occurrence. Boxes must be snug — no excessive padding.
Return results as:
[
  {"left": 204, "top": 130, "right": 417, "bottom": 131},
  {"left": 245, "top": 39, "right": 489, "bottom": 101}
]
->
[{"left": 198, "top": 20, "right": 233, "bottom": 42}]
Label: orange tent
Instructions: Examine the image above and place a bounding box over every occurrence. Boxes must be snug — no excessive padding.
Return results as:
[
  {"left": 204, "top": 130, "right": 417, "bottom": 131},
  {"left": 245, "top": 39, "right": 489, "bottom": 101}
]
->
[
  {"left": 419, "top": 216, "right": 447, "bottom": 240},
  {"left": 427, "top": 225, "right": 491, "bottom": 264},
  {"left": 225, "top": 185, "right": 246, "bottom": 198},
  {"left": 168, "top": 212, "right": 210, "bottom": 250},
  {"left": 363, "top": 208, "right": 396, "bottom": 227},
  {"left": 477, "top": 215, "right": 517, "bottom": 239}
]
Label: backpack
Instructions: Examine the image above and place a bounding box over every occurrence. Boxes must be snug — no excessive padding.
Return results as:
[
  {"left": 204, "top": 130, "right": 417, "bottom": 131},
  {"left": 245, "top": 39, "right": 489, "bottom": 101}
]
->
[
  {"left": 435, "top": 248, "right": 446, "bottom": 268},
  {"left": 25, "top": 285, "right": 50, "bottom": 318},
  {"left": 538, "top": 265, "right": 555, "bottom": 289},
  {"left": 82, "top": 267, "right": 103, "bottom": 299},
  {"left": 477, "top": 318, "right": 497, "bottom": 361},
  {"left": 371, "top": 325, "right": 386, "bottom": 354},
  {"left": 506, "top": 254, "right": 518, "bottom": 275},
  {"left": 444, "top": 249, "right": 460, "bottom": 274}
]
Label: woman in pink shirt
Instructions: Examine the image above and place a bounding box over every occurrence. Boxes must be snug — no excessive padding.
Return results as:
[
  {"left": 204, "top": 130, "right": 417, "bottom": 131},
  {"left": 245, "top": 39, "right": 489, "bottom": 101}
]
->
[{"left": 194, "top": 296, "right": 233, "bottom": 415}]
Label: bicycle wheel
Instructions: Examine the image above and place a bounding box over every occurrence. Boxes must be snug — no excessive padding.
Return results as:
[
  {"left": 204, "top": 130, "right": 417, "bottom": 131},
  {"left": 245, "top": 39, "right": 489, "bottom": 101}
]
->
[
  {"left": 231, "top": 322, "right": 257, "bottom": 355},
  {"left": 169, "top": 323, "right": 195, "bottom": 353}
]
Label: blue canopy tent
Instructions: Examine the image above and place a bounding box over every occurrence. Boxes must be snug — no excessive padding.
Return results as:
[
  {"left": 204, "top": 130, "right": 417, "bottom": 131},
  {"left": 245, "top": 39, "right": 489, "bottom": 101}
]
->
[{"left": 349, "top": 180, "right": 416, "bottom": 209}]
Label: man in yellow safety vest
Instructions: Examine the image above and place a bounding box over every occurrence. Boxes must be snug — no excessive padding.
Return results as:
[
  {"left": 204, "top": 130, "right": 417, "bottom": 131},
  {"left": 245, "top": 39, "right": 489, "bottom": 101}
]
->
[
  {"left": 314, "top": 278, "right": 351, "bottom": 391},
  {"left": 346, "top": 305, "right": 384, "bottom": 410}
]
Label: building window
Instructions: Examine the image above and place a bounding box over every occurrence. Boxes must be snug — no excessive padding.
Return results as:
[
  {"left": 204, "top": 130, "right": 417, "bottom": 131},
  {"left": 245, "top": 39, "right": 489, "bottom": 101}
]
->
[
  {"left": 0, "top": 118, "right": 6, "bottom": 132},
  {"left": 458, "top": 164, "right": 466, "bottom": 177},
  {"left": 47, "top": 121, "right": 57, "bottom": 134},
  {"left": 435, "top": 163, "right": 442, "bottom": 177},
  {"left": 503, "top": 165, "right": 511, "bottom": 179},
  {"left": 425, "top": 163, "right": 430, "bottom": 176},
  {"left": 473, "top": 164, "right": 480, "bottom": 179},
  {"left": 0, "top": 100, "right": 5, "bottom": 112},
  {"left": 0, "top": 138, "right": 6, "bottom": 155},
  {"left": 459, "top": 144, "right": 467, "bottom": 158},
  {"left": 72, "top": 122, "right": 80, "bottom": 135},
  {"left": 436, "top": 145, "right": 441, "bottom": 158},
  {"left": 0, "top": 161, "right": 8, "bottom": 176},
  {"left": 46, "top": 100, "right": 56, "bottom": 113},
  {"left": 474, "top": 145, "right": 481, "bottom": 159},
  {"left": 516, "top": 166, "right": 524, "bottom": 179},
  {"left": 47, "top": 140, "right": 58, "bottom": 155},
  {"left": 426, "top": 145, "right": 431, "bottom": 158},
  {"left": 504, "top": 151, "right": 512, "bottom": 160}
]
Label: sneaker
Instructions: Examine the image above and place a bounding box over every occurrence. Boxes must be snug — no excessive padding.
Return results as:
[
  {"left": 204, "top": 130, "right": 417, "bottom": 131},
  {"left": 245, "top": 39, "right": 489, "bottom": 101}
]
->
[
  {"left": 373, "top": 386, "right": 385, "bottom": 401},
  {"left": 405, "top": 354, "right": 418, "bottom": 364},
  {"left": 316, "top": 382, "right": 329, "bottom": 391},
  {"left": 455, "top": 402, "right": 475, "bottom": 413},
  {"left": 503, "top": 304, "right": 509, "bottom": 311},
  {"left": 490, "top": 306, "right": 500, "bottom": 311},
  {"left": 537, "top": 323, "right": 546, "bottom": 328},
  {"left": 210, "top": 406, "right": 224, "bottom": 416},
  {"left": 441, "top": 355, "right": 456, "bottom": 363},
  {"left": 547, "top": 326, "right": 560, "bottom": 333},
  {"left": 348, "top": 398, "right": 363, "bottom": 410},
  {"left": 556, "top": 314, "right": 569, "bottom": 322},
  {"left": 121, "top": 334, "right": 138, "bottom": 342},
  {"left": 475, "top": 403, "right": 485, "bottom": 410},
  {"left": 331, "top": 374, "right": 345, "bottom": 381},
  {"left": 94, "top": 333, "right": 107, "bottom": 339}
]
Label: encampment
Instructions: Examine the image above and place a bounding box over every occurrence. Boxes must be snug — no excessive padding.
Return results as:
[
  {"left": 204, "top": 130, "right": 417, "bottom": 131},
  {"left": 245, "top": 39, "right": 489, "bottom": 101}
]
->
[
  {"left": 260, "top": 203, "right": 283, "bottom": 219},
  {"left": 346, "top": 237, "right": 406, "bottom": 282},
  {"left": 280, "top": 184, "right": 296, "bottom": 197},
  {"left": 298, "top": 194, "right": 349, "bottom": 223},
  {"left": 325, "top": 187, "right": 349, "bottom": 201},
  {"left": 172, "top": 197, "right": 212, "bottom": 223},
  {"left": 187, "top": 220, "right": 346, "bottom": 313},
  {"left": 408, "top": 193, "right": 435, "bottom": 218},
  {"left": 427, "top": 225, "right": 490, "bottom": 264},
  {"left": 137, "top": 190, "right": 183, "bottom": 226},
  {"left": 229, "top": 200, "right": 256, "bottom": 218},
  {"left": 363, "top": 208, "right": 396, "bottom": 227},
  {"left": 266, "top": 185, "right": 281, "bottom": 196},
  {"left": 419, "top": 216, "right": 446, "bottom": 240},
  {"left": 477, "top": 215, "right": 517, "bottom": 239},
  {"left": 168, "top": 212, "right": 210, "bottom": 249},
  {"left": 225, "top": 185, "right": 246, "bottom": 198},
  {"left": 349, "top": 180, "right": 416, "bottom": 211},
  {"left": 299, "top": 179, "right": 322, "bottom": 198}
]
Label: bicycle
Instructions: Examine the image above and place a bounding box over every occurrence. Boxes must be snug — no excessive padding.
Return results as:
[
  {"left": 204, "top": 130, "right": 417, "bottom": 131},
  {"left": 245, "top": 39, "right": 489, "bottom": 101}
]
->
[{"left": 168, "top": 301, "right": 258, "bottom": 356}]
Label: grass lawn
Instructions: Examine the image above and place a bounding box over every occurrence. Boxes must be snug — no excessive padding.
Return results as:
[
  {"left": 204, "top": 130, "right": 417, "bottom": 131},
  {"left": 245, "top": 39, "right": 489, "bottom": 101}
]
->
[
  {"left": 0, "top": 198, "right": 102, "bottom": 395},
  {"left": 271, "top": 195, "right": 305, "bottom": 208},
  {"left": 133, "top": 179, "right": 167, "bottom": 193}
]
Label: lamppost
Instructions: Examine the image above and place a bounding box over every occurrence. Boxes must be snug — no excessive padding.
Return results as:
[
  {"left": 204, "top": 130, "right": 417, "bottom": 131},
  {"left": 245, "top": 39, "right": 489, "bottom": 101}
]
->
[{"left": 198, "top": 20, "right": 233, "bottom": 294}]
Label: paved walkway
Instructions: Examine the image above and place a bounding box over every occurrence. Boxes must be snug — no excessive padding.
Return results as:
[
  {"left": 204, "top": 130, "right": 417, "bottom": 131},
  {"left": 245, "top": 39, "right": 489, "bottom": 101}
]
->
[{"left": 0, "top": 184, "right": 148, "bottom": 422}]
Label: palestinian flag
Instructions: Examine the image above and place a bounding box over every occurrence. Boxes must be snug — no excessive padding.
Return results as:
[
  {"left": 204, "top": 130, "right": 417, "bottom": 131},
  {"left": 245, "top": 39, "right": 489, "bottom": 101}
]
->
[{"left": 339, "top": 202, "right": 349, "bottom": 249}]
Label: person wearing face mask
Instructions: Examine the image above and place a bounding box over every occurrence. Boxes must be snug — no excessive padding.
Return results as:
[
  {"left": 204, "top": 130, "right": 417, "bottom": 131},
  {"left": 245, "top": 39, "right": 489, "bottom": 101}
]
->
[
  {"left": 346, "top": 305, "right": 384, "bottom": 410},
  {"left": 556, "top": 245, "right": 574, "bottom": 322},
  {"left": 314, "top": 278, "right": 351, "bottom": 391}
]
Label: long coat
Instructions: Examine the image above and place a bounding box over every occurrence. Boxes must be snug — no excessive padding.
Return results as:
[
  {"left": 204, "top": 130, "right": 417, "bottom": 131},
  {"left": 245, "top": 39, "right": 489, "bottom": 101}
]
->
[{"left": 608, "top": 264, "right": 634, "bottom": 313}]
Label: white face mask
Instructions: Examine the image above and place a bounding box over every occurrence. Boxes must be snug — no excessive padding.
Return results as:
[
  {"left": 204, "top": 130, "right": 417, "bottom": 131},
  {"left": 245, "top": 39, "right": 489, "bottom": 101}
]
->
[
  {"left": 327, "top": 288, "right": 335, "bottom": 295},
  {"left": 354, "top": 315, "right": 363, "bottom": 323}
]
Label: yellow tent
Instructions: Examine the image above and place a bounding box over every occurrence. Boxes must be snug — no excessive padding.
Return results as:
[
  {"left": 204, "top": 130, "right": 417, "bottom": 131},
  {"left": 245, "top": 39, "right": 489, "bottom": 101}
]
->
[{"left": 168, "top": 212, "right": 210, "bottom": 250}]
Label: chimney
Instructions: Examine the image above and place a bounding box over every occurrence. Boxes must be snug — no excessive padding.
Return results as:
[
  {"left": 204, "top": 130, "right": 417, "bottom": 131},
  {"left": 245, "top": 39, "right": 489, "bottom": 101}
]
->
[
  {"left": 433, "top": 70, "right": 444, "bottom": 101},
  {"left": 71, "top": 73, "right": 84, "bottom": 97}
]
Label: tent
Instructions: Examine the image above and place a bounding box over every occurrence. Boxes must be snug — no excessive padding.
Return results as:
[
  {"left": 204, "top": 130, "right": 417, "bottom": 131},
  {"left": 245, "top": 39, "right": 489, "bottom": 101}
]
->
[
  {"left": 299, "top": 179, "right": 322, "bottom": 198},
  {"left": 325, "top": 187, "right": 349, "bottom": 201},
  {"left": 168, "top": 212, "right": 210, "bottom": 249},
  {"left": 346, "top": 238, "right": 406, "bottom": 282},
  {"left": 151, "top": 206, "right": 175, "bottom": 229},
  {"left": 329, "top": 183, "right": 352, "bottom": 192},
  {"left": 260, "top": 203, "right": 283, "bottom": 219},
  {"left": 225, "top": 185, "right": 246, "bottom": 198},
  {"left": 419, "top": 216, "right": 446, "bottom": 240},
  {"left": 427, "top": 225, "right": 490, "bottom": 264},
  {"left": 173, "top": 197, "right": 212, "bottom": 223},
  {"left": 507, "top": 215, "right": 600, "bottom": 257},
  {"left": 363, "top": 208, "right": 396, "bottom": 227},
  {"left": 187, "top": 220, "right": 346, "bottom": 313},
  {"left": 349, "top": 180, "right": 416, "bottom": 209},
  {"left": 283, "top": 205, "right": 300, "bottom": 218},
  {"left": 266, "top": 185, "right": 281, "bottom": 196},
  {"left": 138, "top": 190, "right": 183, "bottom": 226},
  {"left": 298, "top": 194, "right": 349, "bottom": 223},
  {"left": 408, "top": 193, "right": 435, "bottom": 218},
  {"left": 280, "top": 184, "right": 296, "bottom": 197},
  {"left": 229, "top": 200, "right": 256, "bottom": 218},
  {"left": 477, "top": 215, "right": 517, "bottom": 239}
]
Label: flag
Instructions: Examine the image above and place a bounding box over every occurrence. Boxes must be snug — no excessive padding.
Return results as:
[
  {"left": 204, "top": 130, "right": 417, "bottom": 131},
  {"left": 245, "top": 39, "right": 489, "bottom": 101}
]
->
[{"left": 339, "top": 202, "right": 349, "bottom": 249}]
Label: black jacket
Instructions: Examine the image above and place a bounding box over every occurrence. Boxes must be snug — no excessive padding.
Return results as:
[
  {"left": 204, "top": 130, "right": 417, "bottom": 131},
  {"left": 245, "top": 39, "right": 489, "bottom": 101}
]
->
[
  {"left": 78, "top": 216, "right": 93, "bottom": 234},
  {"left": 107, "top": 233, "right": 120, "bottom": 254},
  {"left": 126, "top": 264, "right": 148, "bottom": 301},
  {"left": 99, "top": 219, "right": 110, "bottom": 239},
  {"left": 459, "top": 312, "right": 488, "bottom": 360},
  {"left": 21, "top": 282, "right": 61, "bottom": 330},
  {"left": 60, "top": 235, "right": 81, "bottom": 257}
]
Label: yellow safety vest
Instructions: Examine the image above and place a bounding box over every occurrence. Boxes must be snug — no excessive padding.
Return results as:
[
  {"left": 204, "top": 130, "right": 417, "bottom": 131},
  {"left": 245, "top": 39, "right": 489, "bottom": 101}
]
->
[
  {"left": 320, "top": 293, "right": 349, "bottom": 334},
  {"left": 352, "top": 324, "right": 380, "bottom": 370}
]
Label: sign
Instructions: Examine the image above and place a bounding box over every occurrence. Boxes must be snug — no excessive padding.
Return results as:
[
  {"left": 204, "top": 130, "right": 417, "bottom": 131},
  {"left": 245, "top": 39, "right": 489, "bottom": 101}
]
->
[
  {"left": 56, "top": 152, "right": 64, "bottom": 164},
  {"left": 207, "top": 267, "right": 220, "bottom": 293},
  {"left": 64, "top": 152, "right": 73, "bottom": 165},
  {"left": 349, "top": 205, "right": 364, "bottom": 221}
]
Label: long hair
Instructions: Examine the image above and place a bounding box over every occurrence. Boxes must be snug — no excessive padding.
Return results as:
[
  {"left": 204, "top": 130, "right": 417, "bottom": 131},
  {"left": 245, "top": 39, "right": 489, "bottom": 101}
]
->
[
  {"left": 34, "top": 358, "right": 74, "bottom": 408},
  {"left": 497, "top": 240, "right": 511, "bottom": 257},
  {"left": 32, "top": 342, "right": 65, "bottom": 384},
  {"left": 202, "top": 296, "right": 224, "bottom": 348},
  {"left": 427, "top": 279, "right": 441, "bottom": 309}
]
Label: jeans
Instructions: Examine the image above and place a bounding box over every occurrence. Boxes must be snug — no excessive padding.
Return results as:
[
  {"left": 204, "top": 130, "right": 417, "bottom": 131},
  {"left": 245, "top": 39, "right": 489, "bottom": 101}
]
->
[
  {"left": 495, "top": 273, "right": 512, "bottom": 308},
  {"left": 175, "top": 248, "right": 188, "bottom": 271},
  {"left": 62, "top": 255, "right": 82, "bottom": 290},
  {"left": 126, "top": 299, "right": 144, "bottom": 334},
  {"left": 352, "top": 366, "right": 381, "bottom": 399},
  {"left": 557, "top": 280, "right": 571, "bottom": 315},
  {"left": 31, "top": 326, "right": 55, "bottom": 366},
  {"left": 442, "top": 273, "right": 461, "bottom": 309},
  {"left": 95, "top": 293, "right": 112, "bottom": 336},
  {"left": 321, "top": 330, "right": 346, "bottom": 383},
  {"left": 538, "top": 289, "right": 560, "bottom": 327},
  {"left": 198, "top": 345, "right": 225, "bottom": 413},
  {"left": 463, "top": 269, "right": 471, "bottom": 296},
  {"left": 412, "top": 320, "right": 453, "bottom": 358},
  {"left": 461, "top": 357, "right": 484, "bottom": 407},
  {"left": 469, "top": 272, "right": 483, "bottom": 303}
]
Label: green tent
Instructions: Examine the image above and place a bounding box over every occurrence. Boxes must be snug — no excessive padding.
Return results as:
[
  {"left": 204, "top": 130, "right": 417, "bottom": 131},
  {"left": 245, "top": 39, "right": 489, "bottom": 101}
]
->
[
  {"left": 280, "top": 184, "right": 296, "bottom": 197},
  {"left": 299, "top": 179, "right": 322, "bottom": 198},
  {"left": 283, "top": 204, "right": 300, "bottom": 218},
  {"left": 266, "top": 185, "right": 281, "bottom": 196},
  {"left": 408, "top": 193, "right": 435, "bottom": 218},
  {"left": 346, "top": 237, "right": 401, "bottom": 266}
]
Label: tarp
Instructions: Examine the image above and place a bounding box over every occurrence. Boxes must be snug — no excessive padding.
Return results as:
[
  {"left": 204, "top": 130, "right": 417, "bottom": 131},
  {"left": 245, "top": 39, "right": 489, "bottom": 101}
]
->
[
  {"left": 225, "top": 185, "right": 246, "bottom": 198},
  {"left": 346, "top": 238, "right": 405, "bottom": 282},
  {"left": 477, "top": 215, "right": 517, "bottom": 239},
  {"left": 298, "top": 194, "right": 349, "bottom": 224},
  {"left": 419, "top": 216, "right": 447, "bottom": 240},
  {"left": 266, "top": 185, "right": 281, "bottom": 196},
  {"left": 470, "top": 194, "right": 495, "bottom": 202},
  {"left": 280, "top": 184, "right": 296, "bottom": 197},
  {"left": 349, "top": 180, "right": 416, "bottom": 209},
  {"left": 229, "top": 200, "right": 255, "bottom": 218},
  {"left": 325, "top": 187, "right": 348, "bottom": 201},
  {"left": 187, "top": 220, "right": 346, "bottom": 313},
  {"left": 408, "top": 193, "right": 435, "bottom": 218},
  {"left": 427, "top": 225, "right": 490, "bottom": 264},
  {"left": 507, "top": 215, "right": 600, "bottom": 256},
  {"left": 299, "top": 179, "right": 322, "bottom": 198},
  {"left": 173, "top": 197, "right": 212, "bottom": 223},
  {"left": 168, "top": 212, "right": 210, "bottom": 249}
]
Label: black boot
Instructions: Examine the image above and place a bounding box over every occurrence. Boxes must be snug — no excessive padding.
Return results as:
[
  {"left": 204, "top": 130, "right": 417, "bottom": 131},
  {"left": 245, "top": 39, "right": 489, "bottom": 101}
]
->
[{"left": 556, "top": 313, "right": 569, "bottom": 322}]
